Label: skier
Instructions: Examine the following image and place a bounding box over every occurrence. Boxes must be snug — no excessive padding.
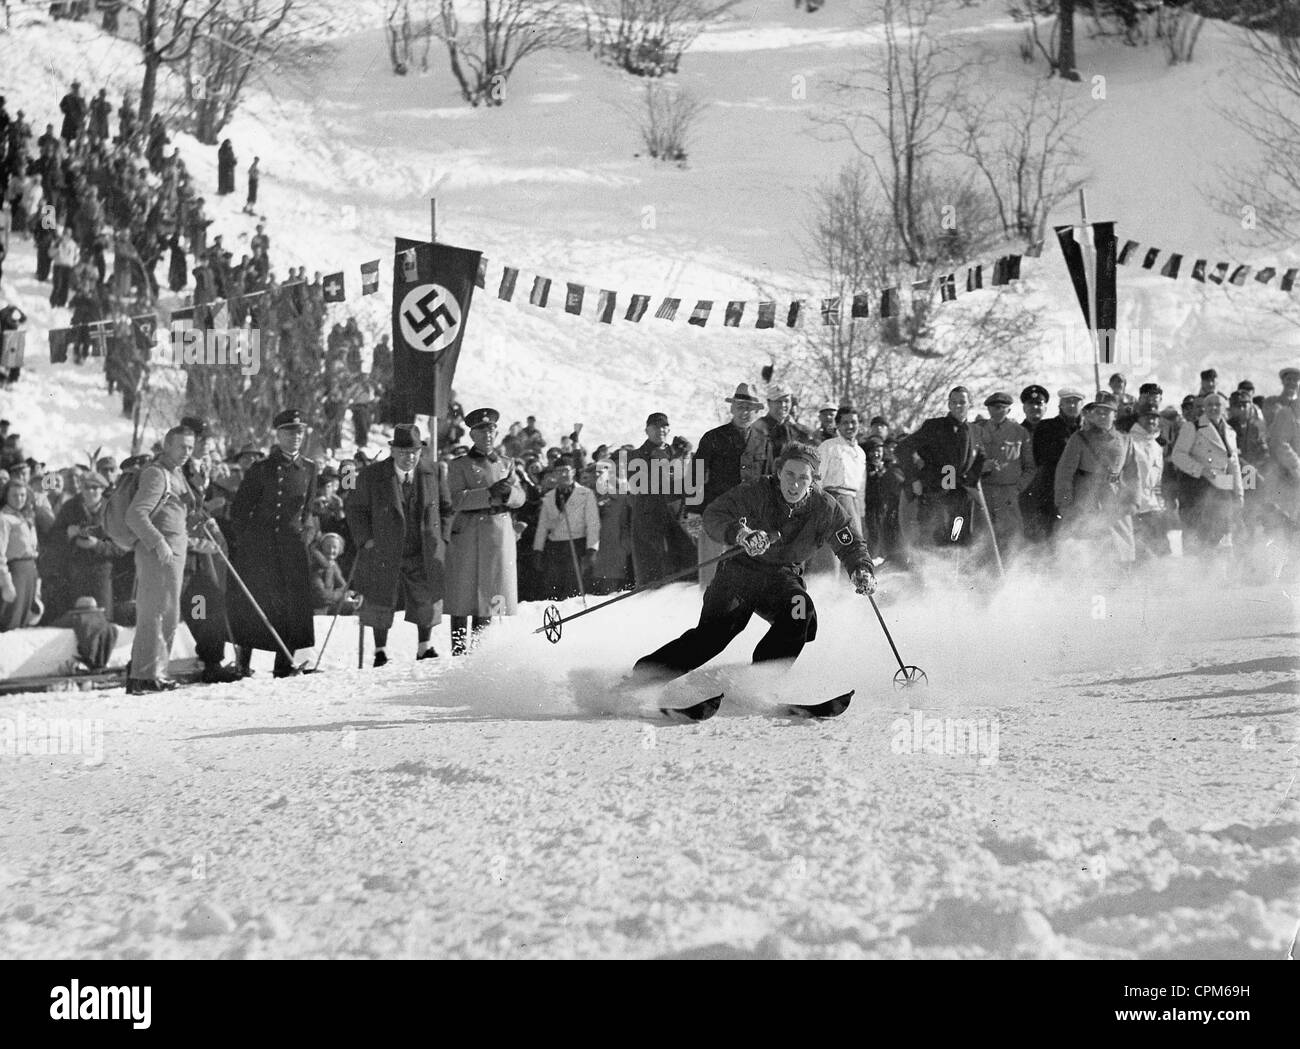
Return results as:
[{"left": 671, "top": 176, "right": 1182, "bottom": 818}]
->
[{"left": 629, "top": 443, "right": 876, "bottom": 690}]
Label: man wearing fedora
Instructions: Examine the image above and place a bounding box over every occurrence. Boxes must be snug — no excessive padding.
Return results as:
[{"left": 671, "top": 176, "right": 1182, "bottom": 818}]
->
[
  {"left": 443, "top": 408, "right": 525, "bottom": 655},
  {"left": 627, "top": 411, "right": 696, "bottom": 587},
  {"left": 228, "top": 409, "right": 318, "bottom": 677},
  {"left": 347, "top": 423, "right": 447, "bottom": 666},
  {"left": 688, "top": 382, "right": 772, "bottom": 587},
  {"left": 752, "top": 383, "right": 811, "bottom": 461}
]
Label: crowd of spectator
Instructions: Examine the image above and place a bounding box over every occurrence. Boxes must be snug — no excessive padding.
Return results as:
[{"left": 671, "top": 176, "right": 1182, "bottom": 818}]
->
[
  {"left": 2, "top": 361, "right": 1297, "bottom": 689},
  {"left": 0, "top": 81, "right": 268, "bottom": 402}
]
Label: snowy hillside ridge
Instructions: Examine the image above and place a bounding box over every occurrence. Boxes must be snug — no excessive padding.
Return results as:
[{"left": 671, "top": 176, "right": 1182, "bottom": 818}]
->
[{"left": 3, "top": 0, "right": 1300, "bottom": 471}]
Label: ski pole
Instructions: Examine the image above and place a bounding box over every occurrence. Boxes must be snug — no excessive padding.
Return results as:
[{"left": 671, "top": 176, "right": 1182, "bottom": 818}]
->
[
  {"left": 564, "top": 532, "right": 588, "bottom": 609},
  {"left": 972, "top": 479, "right": 1005, "bottom": 578},
  {"left": 537, "top": 546, "right": 742, "bottom": 643},
  {"left": 312, "top": 552, "right": 363, "bottom": 672},
  {"left": 866, "top": 592, "right": 928, "bottom": 688},
  {"left": 202, "top": 519, "right": 312, "bottom": 674}
]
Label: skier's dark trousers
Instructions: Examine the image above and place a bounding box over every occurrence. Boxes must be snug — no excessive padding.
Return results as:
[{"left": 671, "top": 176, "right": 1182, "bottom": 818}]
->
[{"left": 633, "top": 445, "right": 876, "bottom": 683}]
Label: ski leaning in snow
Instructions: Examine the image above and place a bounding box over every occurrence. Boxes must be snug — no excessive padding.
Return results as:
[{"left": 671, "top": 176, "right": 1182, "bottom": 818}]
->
[
  {"left": 653, "top": 689, "right": 852, "bottom": 721},
  {"left": 774, "top": 689, "right": 855, "bottom": 719},
  {"left": 655, "top": 693, "right": 724, "bottom": 722}
]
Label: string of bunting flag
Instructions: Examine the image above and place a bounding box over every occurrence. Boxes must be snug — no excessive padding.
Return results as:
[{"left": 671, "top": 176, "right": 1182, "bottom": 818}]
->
[
  {"left": 1114, "top": 235, "right": 1300, "bottom": 290},
  {"left": 325, "top": 242, "right": 1041, "bottom": 328},
  {"left": 38, "top": 239, "right": 1041, "bottom": 362}
]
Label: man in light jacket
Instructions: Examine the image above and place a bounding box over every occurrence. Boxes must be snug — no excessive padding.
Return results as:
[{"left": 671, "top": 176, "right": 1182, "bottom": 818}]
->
[
  {"left": 1127, "top": 407, "right": 1169, "bottom": 560},
  {"left": 125, "top": 425, "right": 194, "bottom": 693},
  {"left": 533, "top": 461, "right": 600, "bottom": 601},
  {"left": 1171, "top": 391, "right": 1244, "bottom": 553}
]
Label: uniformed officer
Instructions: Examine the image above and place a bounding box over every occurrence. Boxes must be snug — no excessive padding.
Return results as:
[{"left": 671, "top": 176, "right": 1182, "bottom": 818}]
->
[
  {"left": 1018, "top": 384, "right": 1051, "bottom": 542},
  {"left": 442, "top": 408, "right": 525, "bottom": 655},
  {"left": 228, "top": 408, "right": 318, "bottom": 676}
]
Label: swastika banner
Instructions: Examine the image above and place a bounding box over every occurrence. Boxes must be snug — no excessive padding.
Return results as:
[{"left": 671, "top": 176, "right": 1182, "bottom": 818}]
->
[{"left": 392, "top": 237, "right": 483, "bottom": 421}]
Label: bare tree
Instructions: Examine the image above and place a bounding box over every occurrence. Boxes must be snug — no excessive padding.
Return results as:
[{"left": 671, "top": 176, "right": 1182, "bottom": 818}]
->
[
  {"left": 797, "top": 163, "right": 1039, "bottom": 428},
  {"left": 632, "top": 80, "right": 706, "bottom": 163},
  {"left": 1211, "top": 4, "right": 1300, "bottom": 245},
  {"left": 956, "top": 80, "right": 1087, "bottom": 243},
  {"left": 386, "top": 0, "right": 415, "bottom": 74},
  {"left": 821, "top": 0, "right": 982, "bottom": 269},
  {"left": 431, "top": 0, "right": 577, "bottom": 107},
  {"left": 1008, "top": 0, "right": 1062, "bottom": 72},
  {"left": 181, "top": 0, "right": 332, "bottom": 144},
  {"left": 584, "top": 0, "right": 739, "bottom": 77},
  {"left": 131, "top": 0, "right": 224, "bottom": 126}
]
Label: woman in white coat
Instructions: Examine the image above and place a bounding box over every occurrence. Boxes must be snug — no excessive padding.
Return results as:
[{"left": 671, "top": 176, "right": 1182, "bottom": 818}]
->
[{"left": 1171, "top": 392, "right": 1244, "bottom": 552}]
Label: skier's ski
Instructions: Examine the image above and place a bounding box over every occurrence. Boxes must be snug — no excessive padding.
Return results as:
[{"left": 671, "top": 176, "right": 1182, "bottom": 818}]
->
[
  {"left": 774, "top": 690, "right": 854, "bottom": 719},
  {"left": 656, "top": 693, "right": 724, "bottom": 723}
]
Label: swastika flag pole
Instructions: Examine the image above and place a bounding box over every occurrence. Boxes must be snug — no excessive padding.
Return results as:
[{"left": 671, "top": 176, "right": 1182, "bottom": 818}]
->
[{"left": 392, "top": 237, "right": 483, "bottom": 423}]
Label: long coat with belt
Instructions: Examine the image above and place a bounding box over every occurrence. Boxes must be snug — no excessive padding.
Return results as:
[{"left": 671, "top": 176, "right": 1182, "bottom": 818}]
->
[
  {"left": 347, "top": 457, "right": 446, "bottom": 617},
  {"left": 443, "top": 450, "right": 525, "bottom": 617},
  {"left": 1054, "top": 423, "right": 1138, "bottom": 561},
  {"left": 227, "top": 446, "right": 317, "bottom": 652}
]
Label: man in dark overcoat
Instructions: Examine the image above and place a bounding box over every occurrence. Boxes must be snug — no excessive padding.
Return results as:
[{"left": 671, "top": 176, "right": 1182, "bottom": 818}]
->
[
  {"left": 627, "top": 411, "right": 695, "bottom": 586},
  {"left": 347, "top": 423, "right": 447, "bottom": 667},
  {"left": 896, "top": 386, "right": 985, "bottom": 548},
  {"left": 228, "top": 408, "right": 318, "bottom": 677}
]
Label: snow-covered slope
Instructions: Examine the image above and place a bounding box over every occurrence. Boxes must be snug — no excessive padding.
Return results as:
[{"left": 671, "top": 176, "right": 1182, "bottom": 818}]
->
[
  {"left": 2, "top": 1, "right": 1299, "bottom": 466},
  {"left": 0, "top": 574, "right": 1295, "bottom": 959}
]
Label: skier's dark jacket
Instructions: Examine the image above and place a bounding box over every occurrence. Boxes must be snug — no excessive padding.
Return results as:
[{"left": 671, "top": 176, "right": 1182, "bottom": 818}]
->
[{"left": 702, "top": 476, "right": 874, "bottom": 575}]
